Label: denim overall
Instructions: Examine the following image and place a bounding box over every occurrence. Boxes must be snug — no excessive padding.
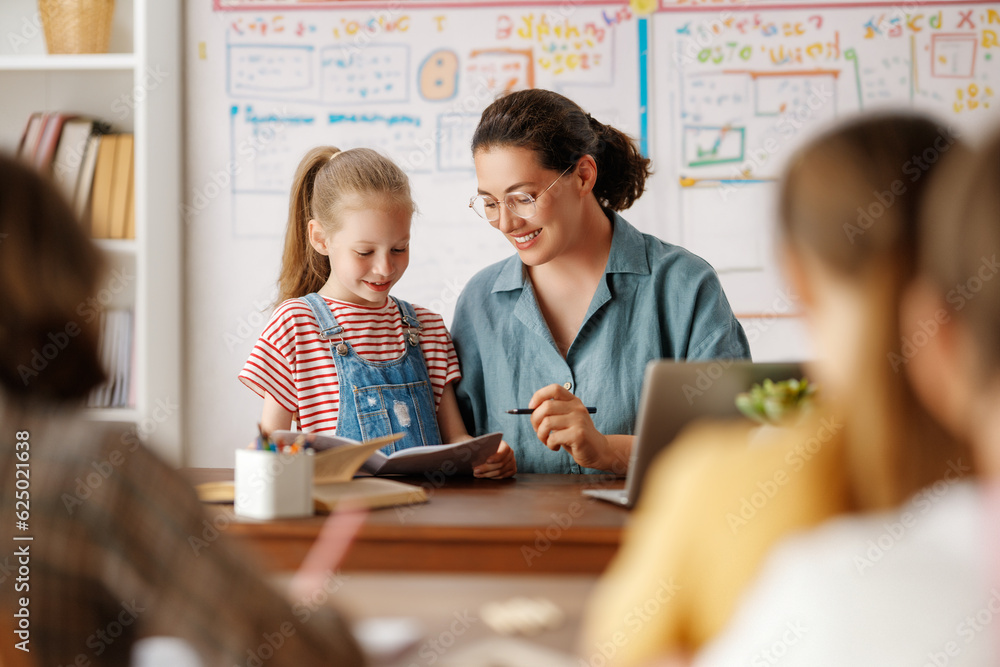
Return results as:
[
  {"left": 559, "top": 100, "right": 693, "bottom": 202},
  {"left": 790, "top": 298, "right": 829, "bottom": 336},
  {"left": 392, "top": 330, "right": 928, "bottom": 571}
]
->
[{"left": 300, "top": 293, "right": 442, "bottom": 455}]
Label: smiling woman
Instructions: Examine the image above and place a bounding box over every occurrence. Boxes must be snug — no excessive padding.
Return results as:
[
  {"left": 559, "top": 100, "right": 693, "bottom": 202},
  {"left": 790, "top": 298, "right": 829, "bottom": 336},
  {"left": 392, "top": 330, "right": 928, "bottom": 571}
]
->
[{"left": 451, "top": 89, "right": 751, "bottom": 475}]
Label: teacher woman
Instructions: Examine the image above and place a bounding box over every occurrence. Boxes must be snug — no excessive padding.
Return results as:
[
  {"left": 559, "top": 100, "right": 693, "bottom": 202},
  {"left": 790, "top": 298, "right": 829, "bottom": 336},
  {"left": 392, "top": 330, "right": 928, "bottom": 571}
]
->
[{"left": 451, "top": 89, "right": 750, "bottom": 475}]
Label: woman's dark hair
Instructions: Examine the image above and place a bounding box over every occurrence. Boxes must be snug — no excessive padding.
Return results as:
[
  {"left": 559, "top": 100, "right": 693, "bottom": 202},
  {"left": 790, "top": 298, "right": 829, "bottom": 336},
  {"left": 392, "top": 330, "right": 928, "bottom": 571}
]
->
[
  {"left": 471, "top": 89, "right": 651, "bottom": 212},
  {"left": 0, "top": 154, "right": 106, "bottom": 403}
]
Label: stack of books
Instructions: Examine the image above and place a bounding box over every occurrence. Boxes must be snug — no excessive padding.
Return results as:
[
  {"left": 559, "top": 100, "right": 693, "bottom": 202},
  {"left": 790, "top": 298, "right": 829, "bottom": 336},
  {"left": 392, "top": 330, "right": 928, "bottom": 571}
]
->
[
  {"left": 16, "top": 112, "right": 135, "bottom": 239},
  {"left": 86, "top": 309, "right": 134, "bottom": 409}
]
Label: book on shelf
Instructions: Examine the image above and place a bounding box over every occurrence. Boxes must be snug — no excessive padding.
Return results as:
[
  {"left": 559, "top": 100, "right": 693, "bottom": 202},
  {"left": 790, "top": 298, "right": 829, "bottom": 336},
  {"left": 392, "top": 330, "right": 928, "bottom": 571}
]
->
[
  {"left": 16, "top": 113, "right": 44, "bottom": 162},
  {"left": 123, "top": 139, "right": 135, "bottom": 239},
  {"left": 33, "top": 113, "right": 77, "bottom": 172},
  {"left": 52, "top": 119, "right": 95, "bottom": 203},
  {"left": 13, "top": 112, "right": 125, "bottom": 236},
  {"left": 108, "top": 133, "right": 133, "bottom": 239},
  {"left": 52, "top": 118, "right": 110, "bottom": 209},
  {"left": 88, "top": 133, "right": 135, "bottom": 240},
  {"left": 87, "top": 309, "right": 133, "bottom": 410},
  {"left": 75, "top": 133, "right": 103, "bottom": 223},
  {"left": 89, "top": 134, "right": 118, "bottom": 239}
]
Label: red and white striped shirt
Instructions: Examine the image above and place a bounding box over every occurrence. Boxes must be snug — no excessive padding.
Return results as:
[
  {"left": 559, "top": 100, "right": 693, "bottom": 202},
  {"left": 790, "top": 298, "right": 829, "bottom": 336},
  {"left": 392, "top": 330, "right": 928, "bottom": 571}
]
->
[{"left": 239, "top": 296, "right": 461, "bottom": 434}]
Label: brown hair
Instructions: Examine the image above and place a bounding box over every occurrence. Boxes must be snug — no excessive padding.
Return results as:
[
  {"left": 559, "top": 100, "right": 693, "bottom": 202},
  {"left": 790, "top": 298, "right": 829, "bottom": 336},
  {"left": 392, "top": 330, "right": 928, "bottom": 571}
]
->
[
  {"left": 276, "top": 146, "right": 415, "bottom": 305},
  {"left": 919, "top": 129, "right": 1000, "bottom": 385},
  {"left": 0, "top": 154, "right": 105, "bottom": 403},
  {"left": 779, "top": 114, "right": 972, "bottom": 509},
  {"left": 471, "top": 89, "right": 651, "bottom": 212}
]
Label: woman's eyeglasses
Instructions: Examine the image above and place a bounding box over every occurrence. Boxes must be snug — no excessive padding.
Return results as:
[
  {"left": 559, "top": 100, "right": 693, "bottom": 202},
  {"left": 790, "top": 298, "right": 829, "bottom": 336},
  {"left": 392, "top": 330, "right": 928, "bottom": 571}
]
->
[{"left": 469, "top": 164, "right": 574, "bottom": 222}]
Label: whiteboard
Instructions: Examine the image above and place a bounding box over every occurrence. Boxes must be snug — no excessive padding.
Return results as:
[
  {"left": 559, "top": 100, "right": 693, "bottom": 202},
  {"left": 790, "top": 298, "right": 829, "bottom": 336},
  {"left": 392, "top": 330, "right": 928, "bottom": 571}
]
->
[
  {"left": 651, "top": 0, "right": 1000, "bottom": 320},
  {"left": 184, "top": 0, "right": 1000, "bottom": 466}
]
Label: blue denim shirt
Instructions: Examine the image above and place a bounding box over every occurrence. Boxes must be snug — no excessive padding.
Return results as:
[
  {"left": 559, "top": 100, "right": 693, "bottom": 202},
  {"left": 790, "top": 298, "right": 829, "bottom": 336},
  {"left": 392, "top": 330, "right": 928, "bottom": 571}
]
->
[{"left": 452, "top": 213, "right": 750, "bottom": 474}]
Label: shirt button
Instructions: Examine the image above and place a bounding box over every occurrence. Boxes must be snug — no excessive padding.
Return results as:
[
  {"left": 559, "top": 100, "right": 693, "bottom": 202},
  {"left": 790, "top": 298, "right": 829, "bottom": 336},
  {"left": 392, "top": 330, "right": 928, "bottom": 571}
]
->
[{"left": 563, "top": 382, "right": 572, "bottom": 390}]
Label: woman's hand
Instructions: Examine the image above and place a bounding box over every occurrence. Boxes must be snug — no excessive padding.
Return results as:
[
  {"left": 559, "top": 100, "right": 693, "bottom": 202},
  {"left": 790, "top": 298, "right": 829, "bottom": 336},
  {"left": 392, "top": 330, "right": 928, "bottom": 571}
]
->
[
  {"left": 529, "top": 384, "right": 612, "bottom": 470},
  {"left": 473, "top": 440, "right": 517, "bottom": 479}
]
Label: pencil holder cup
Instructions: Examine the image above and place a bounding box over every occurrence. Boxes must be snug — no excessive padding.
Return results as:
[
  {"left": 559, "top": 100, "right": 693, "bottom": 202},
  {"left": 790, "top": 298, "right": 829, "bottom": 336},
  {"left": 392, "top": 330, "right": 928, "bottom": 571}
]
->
[{"left": 234, "top": 449, "right": 314, "bottom": 519}]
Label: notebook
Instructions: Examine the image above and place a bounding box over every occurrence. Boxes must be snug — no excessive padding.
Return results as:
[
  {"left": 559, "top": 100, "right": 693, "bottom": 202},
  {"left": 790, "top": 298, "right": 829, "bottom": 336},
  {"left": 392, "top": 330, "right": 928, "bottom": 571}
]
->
[{"left": 583, "top": 360, "right": 804, "bottom": 509}]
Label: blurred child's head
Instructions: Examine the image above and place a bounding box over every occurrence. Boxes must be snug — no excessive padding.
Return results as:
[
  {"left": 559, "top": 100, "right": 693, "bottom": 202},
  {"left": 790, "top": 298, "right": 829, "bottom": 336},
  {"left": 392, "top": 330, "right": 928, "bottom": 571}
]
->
[
  {"left": 0, "top": 154, "right": 106, "bottom": 404},
  {"left": 778, "top": 114, "right": 971, "bottom": 508},
  {"left": 278, "top": 147, "right": 415, "bottom": 306},
  {"left": 904, "top": 129, "right": 1000, "bottom": 476}
]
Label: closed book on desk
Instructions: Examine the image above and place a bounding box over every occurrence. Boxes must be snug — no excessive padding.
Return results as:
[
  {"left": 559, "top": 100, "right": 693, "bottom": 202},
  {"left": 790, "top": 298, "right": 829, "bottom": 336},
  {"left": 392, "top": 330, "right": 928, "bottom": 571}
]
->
[
  {"left": 312, "top": 477, "right": 428, "bottom": 513},
  {"left": 195, "top": 477, "right": 428, "bottom": 513}
]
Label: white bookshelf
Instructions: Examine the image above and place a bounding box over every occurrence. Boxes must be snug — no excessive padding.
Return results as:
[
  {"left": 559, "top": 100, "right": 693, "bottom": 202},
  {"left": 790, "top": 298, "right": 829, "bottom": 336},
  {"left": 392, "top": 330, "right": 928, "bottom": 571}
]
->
[
  {"left": 0, "top": 53, "right": 136, "bottom": 70},
  {"left": 0, "top": 1, "right": 183, "bottom": 465}
]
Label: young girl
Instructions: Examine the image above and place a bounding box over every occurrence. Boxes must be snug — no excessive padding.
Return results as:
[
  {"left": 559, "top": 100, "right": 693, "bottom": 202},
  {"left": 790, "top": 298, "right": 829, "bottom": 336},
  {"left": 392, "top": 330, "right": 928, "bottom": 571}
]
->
[
  {"left": 581, "top": 114, "right": 974, "bottom": 665},
  {"left": 688, "top": 128, "right": 999, "bottom": 665},
  {"left": 240, "top": 146, "right": 515, "bottom": 478}
]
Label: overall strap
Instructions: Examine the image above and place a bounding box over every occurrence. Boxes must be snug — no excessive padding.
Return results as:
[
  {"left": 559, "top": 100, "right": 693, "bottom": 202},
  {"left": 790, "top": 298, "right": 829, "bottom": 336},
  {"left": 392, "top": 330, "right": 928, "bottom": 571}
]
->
[
  {"left": 392, "top": 297, "right": 422, "bottom": 347},
  {"left": 300, "top": 293, "right": 344, "bottom": 339}
]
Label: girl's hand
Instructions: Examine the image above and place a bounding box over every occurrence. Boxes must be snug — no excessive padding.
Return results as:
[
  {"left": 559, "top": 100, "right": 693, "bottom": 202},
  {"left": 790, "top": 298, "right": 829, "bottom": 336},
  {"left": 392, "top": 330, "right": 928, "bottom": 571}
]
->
[
  {"left": 529, "top": 384, "right": 610, "bottom": 470},
  {"left": 473, "top": 440, "right": 517, "bottom": 479}
]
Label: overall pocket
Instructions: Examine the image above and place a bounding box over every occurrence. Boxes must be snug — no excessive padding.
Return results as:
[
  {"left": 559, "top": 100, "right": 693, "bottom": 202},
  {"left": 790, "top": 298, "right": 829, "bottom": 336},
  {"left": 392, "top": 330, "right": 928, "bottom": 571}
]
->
[{"left": 354, "top": 382, "right": 434, "bottom": 454}]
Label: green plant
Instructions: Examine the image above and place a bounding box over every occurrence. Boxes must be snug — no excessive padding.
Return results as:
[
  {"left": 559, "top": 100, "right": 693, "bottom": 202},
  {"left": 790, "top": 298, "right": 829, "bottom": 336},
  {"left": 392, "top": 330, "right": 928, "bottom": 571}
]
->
[{"left": 736, "top": 378, "right": 816, "bottom": 426}]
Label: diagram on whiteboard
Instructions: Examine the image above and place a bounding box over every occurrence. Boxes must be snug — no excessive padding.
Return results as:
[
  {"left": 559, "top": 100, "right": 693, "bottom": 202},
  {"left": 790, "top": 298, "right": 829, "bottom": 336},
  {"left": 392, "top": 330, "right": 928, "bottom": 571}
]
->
[
  {"left": 215, "top": 8, "right": 639, "bottom": 243},
  {"left": 653, "top": 4, "right": 999, "bottom": 314}
]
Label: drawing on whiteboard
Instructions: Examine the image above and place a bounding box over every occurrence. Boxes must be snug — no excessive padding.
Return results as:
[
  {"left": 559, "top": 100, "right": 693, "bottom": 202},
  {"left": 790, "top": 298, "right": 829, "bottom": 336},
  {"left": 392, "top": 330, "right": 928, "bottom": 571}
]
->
[
  {"left": 683, "top": 126, "right": 745, "bottom": 167},
  {"left": 436, "top": 113, "right": 479, "bottom": 171},
  {"left": 954, "top": 82, "right": 995, "bottom": 112},
  {"left": 932, "top": 33, "right": 979, "bottom": 78},
  {"left": 320, "top": 45, "right": 410, "bottom": 104},
  {"left": 467, "top": 48, "right": 535, "bottom": 96},
  {"left": 419, "top": 49, "right": 460, "bottom": 100},
  {"left": 495, "top": 12, "right": 616, "bottom": 84},
  {"left": 751, "top": 70, "right": 840, "bottom": 116},
  {"left": 681, "top": 73, "right": 751, "bottom": 124},
  {"left": 216, "top": 5, "right": 632, "bottom": 243},
  {"left": 228, "top": 45, "right": 315, "bottom": 98}
]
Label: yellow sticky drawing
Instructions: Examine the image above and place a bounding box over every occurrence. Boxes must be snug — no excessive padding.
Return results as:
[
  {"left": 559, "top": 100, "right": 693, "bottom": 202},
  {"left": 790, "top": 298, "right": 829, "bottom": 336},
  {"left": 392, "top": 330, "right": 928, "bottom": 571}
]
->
[{"left": 630, "top": 0, "right": 657, "bottom": 18}]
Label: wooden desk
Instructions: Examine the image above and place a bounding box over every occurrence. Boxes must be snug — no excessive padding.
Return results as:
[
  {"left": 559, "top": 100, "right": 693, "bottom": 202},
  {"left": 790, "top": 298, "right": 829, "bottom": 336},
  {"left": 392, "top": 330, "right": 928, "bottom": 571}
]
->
[
  {"left": 186, "top": 471, "right": 628, "bottom": 574},
  {"left": 320, "top": 572, "right": 596, "bottom": 666}
]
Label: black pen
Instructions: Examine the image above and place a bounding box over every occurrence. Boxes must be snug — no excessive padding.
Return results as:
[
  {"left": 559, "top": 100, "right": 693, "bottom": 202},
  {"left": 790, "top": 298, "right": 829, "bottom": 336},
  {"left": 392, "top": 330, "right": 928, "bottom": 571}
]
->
[{"left": 506, "top": 407, "right": 597, "bottom": 414}]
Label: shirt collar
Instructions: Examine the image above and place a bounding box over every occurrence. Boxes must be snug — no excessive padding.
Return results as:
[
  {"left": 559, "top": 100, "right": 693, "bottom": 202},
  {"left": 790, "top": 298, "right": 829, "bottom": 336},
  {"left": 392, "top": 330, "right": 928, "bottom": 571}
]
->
[{"left": 490, "top": 211, "right": 650, "bottom": 294}]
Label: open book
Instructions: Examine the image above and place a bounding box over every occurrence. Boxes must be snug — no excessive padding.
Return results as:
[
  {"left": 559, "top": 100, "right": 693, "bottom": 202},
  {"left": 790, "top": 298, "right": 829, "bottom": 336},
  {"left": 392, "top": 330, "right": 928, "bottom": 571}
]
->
[{"left": 272, "top": 431, "right": 503, "bottom": 477}]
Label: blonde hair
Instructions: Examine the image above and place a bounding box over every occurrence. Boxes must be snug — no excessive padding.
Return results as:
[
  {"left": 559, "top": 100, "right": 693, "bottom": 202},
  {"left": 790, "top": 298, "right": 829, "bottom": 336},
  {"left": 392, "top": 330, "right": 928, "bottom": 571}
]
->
[
  {"left": 919, "top": 130, "right": 1000, "bottom": 387},
  {"left": 779, "top": 114, "right": 973, "bottom": 510},
  {"left": 276, "top": 146, "right": 415, "bottom": 305}
]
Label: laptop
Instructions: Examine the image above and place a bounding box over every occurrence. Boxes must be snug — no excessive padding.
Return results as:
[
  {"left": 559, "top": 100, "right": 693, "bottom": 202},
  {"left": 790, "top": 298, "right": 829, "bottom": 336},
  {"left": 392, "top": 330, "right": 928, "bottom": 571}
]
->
[{"left": 583, "top": 360, "right": 805, "bottom": 509}]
